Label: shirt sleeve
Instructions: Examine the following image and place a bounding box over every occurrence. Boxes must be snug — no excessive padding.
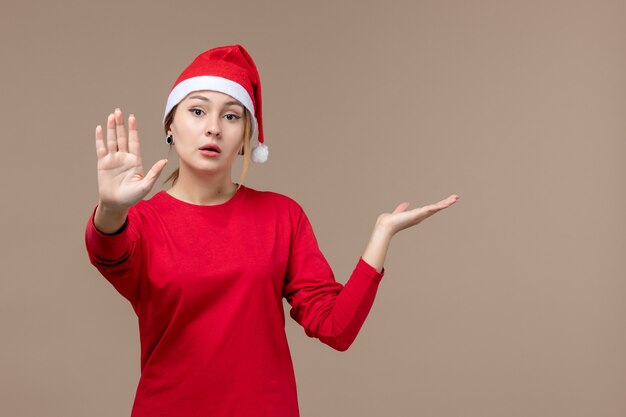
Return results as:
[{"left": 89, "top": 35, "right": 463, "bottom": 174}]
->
[
  {"left": 282, "top": 205, "right": 384, "bottom": 351},
  {"left": 84, "top": 206, "right": 143, "bottom": 306}
]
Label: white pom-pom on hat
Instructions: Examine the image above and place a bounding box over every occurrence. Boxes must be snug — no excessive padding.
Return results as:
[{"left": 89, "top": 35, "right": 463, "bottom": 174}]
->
[{"left": 251, "top": 143, "right": 269, "bottom": 163}]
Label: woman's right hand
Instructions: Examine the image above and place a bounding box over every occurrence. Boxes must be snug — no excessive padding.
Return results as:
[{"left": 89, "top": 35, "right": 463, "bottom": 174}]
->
[
  {"left": 93, "top": 109, "right": 167, "bottom": 234},
  {"left": 95, "top": 109, "right": 168, "bottom": 211}
]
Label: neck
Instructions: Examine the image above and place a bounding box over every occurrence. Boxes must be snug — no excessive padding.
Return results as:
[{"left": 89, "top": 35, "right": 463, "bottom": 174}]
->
[{"left": 168, "top": 165, "right": 238, "bottom": 206}]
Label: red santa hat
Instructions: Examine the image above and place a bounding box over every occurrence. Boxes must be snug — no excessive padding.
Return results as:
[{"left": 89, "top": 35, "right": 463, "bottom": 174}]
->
[{"left": 164, "top": 44, "right": 268, "bottom": 163}]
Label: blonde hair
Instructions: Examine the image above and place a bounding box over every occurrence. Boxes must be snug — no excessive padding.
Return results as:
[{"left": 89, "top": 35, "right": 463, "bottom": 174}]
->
[{"left": 163, "top": 105, "right": 252, "bottom": 187}]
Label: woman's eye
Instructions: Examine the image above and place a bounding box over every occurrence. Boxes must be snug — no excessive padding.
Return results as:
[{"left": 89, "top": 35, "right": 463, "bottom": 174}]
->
[
  {"left": 224, "top": 114, "right": 241, "bottom": 121},
  {"left": 190, "top": 108, "right": 204, "bottom": 116}
]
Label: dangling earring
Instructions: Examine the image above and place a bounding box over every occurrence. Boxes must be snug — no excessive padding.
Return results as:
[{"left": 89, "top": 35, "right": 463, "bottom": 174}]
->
[{"left": 166, "top": 134, "right": 174, "bottom": 145}]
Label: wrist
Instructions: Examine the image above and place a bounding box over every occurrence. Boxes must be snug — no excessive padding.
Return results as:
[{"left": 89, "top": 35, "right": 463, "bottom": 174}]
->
[
  {"left": 94, "top": 203, "right": 129, "bottom": 234},
  {"left": 372, "top": 220, "right": 395, "bottom": 241},
  {"left": 361, "top": 223, "right": 394, "bottom": 273},
  {"left": 97, "top": 200, "right": 130, "bottom": 215}
]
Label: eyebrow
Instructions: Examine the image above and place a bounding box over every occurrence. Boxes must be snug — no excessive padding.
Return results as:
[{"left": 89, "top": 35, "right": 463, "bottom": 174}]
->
[{"left": 188, "top": 95, "right": 244, "bottom": 108}]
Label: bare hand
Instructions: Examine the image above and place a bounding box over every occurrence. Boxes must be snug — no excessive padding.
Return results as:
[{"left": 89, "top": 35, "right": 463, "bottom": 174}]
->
[
  {"left": 95, "top": 109, "right": 167, "bottom": 210},
  {"left": 375, "top": 194, "right": 460, "bottom": 237}
]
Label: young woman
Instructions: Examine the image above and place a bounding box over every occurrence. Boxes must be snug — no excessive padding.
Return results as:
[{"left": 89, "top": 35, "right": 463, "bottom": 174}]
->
[{"left": 86, "top": 44, "right": 458, "bottom": 417}]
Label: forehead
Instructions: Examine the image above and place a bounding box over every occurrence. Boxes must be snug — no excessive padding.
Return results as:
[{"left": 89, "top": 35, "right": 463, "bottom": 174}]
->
[{"left": 182, "top": 90, "right": 243, "bottom": 107}]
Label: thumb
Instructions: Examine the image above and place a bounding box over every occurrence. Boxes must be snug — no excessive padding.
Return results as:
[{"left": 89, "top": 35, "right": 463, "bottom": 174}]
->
[
  {"left": 392, "top": 202, "right": 410, "bottom": 214},
  {"left": 142, "top": 159, "right": 168, "bottom": 187}
]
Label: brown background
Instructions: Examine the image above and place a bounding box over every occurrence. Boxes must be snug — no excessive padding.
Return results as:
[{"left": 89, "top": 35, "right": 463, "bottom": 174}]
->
[{"left": 1, "top": 1, "right": 625, "bottom": 416}]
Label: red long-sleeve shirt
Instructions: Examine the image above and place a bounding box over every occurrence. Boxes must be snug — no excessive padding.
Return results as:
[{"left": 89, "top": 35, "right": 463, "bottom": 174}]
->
[{"left": 85, "top": 186, "right": 384, "bottom": 417}]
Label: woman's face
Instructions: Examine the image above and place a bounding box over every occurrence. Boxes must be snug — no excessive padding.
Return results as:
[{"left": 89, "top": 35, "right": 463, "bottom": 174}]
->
[{"left": 169, "top": 90, "right": 246, "bottom": 175}]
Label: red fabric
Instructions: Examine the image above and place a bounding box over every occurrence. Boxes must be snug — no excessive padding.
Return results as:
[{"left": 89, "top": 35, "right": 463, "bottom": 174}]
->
[{"left": 85, "top": 186, "right": 384, "bottom": 417}]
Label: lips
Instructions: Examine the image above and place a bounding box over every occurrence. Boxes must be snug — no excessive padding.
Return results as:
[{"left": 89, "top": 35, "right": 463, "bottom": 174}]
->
[{"left": 199, "top": 144, "right": 221, "bottom": 153}]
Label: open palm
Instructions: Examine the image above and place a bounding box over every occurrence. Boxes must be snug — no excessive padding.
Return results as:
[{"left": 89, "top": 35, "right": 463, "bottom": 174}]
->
[
  {"left": 377, "top": 194, "right": 460, "bottom": 236},
  {"left": 95, "top": 109, "right": 167, "bottom": 209}
]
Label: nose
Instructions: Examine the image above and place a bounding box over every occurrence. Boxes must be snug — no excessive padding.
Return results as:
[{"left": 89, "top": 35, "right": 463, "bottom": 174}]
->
[{"left": 206, "top": 115, "right": 221, "bottom": 137}]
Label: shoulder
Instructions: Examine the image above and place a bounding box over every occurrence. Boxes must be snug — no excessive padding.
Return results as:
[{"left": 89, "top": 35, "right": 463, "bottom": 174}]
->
[
  {"left": 241, "top": 186, "right": 308, "bottom": 226},
  {"left": 242, "top": 186, "right": 304, "bottom": 212},
  {"left": 126, "top": 191, "right": 169, "bottom": 220},
  {"left": 131, "top": 192, "right": 163, "bottom": 211}
]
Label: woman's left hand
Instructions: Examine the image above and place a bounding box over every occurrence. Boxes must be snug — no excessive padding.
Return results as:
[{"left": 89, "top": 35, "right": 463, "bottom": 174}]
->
[
  {"left": 362, "top": 194, "right": 459, "bottom": 272},
  {"left": 375, "top": 194, "right": 460, "bottom": 238}
]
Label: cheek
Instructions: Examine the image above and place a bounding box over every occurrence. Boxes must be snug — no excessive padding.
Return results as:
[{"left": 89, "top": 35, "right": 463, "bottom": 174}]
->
[
  {"left": 225, "top": 125, "right": 245, "bottom": 145},
  {"left": 170, "top": 118, "right": 199, "bottom": 142},
  {"left": 234, "top": 124, "right": 246, "bottom": 142},
  {"left": 169, "top": 120, "right": 183, "bottom": 137}
]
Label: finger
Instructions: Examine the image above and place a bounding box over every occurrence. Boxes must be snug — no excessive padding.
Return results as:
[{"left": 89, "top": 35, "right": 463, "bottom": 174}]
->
[
  {"left": 95, "top": 125, "right": 107, "bottom": 158},
  {"left": 115, "top": 108, "right": 129, "bottom": 153},
  {"left": 128, "top": 114, "right": 141, "bottom": 157},
  {"left": 413, "top": 194, "right": 460, "bottom": 220},
  {"left": 433, "top": 194, "right": 460, "bottom": 209},
  {"left": 141, "top": 159, "right": 168, "bottom": 189},
  {"left": 106, "top": 113, "right": 117, "bottom": 153},
  {"left": 392, "top": 202, "right": 410, "bottom": 214}
]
